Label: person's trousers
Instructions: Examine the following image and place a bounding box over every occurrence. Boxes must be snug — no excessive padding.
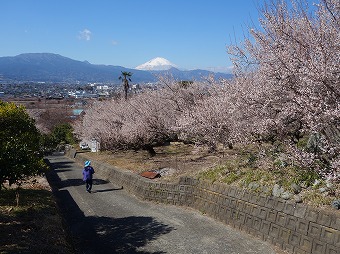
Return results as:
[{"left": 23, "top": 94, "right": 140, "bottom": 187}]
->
[{"left": 85, "top": 179, "right": 93, "bottom": 192}]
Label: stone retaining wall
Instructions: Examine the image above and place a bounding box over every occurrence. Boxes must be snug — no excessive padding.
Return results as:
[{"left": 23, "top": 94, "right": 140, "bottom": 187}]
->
[{"left": 71, "top": 150, "right": 339, "bottom": 254}]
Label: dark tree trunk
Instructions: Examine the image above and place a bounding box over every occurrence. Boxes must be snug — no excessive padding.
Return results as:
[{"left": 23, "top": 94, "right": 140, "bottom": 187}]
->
[{"left": 144, "top": 145, "right": 156, "bottom": 157}]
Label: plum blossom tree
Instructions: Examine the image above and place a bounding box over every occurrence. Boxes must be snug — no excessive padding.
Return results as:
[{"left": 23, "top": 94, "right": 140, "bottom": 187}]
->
[
  {"left": 75, "top": 78, "right": 207, "bottom": 155},
  {"left": 227, "top": 0, "right": 339, "bottom": 176}
]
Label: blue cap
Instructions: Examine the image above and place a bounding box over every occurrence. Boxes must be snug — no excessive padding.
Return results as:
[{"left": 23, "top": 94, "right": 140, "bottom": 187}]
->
[{"left": 84, "top": 161, "right": 91, "bottom": 167}]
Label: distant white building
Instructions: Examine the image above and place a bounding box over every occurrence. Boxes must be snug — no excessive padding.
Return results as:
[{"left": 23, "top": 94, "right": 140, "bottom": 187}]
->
[{"left": 96, "top": 85, "right": 109, "bottom": 90}]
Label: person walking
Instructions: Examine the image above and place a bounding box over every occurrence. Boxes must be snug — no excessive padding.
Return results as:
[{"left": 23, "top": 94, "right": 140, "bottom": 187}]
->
[{"left": 82, "top": 160, "right": 95, "bottom": 193}]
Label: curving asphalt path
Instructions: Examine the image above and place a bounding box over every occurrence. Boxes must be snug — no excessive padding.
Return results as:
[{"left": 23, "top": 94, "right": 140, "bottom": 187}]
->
[{"left": 46, "top": 154, "right": 280, "bottom": 254}]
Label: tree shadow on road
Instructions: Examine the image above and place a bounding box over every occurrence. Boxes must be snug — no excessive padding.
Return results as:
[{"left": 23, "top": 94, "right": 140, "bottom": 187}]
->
[
  {"left": 89, "top": 215, "right": 173, "bottom": 254},
  {"left": 53, "top": 189, "right": 173, "bottom": 254}
]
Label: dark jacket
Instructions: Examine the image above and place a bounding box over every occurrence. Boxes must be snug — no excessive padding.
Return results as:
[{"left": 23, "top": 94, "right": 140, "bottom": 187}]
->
[{"left": 82, "top": 166, "right": 95, "bottom": 181}]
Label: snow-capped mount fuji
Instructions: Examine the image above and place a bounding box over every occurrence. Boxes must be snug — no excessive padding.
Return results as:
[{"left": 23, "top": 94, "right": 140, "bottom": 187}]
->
[{"left": 135, "top": 57, "right": 177, "bottom": 71}]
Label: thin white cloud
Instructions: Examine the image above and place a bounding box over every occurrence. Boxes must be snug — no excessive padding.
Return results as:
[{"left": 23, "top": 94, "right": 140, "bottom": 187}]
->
[
  {"left": 111, "top": 40, "right": 118, "bottom": 46},
  {"left": 78, "top": 29, "right": 92, "bottom": 41}
]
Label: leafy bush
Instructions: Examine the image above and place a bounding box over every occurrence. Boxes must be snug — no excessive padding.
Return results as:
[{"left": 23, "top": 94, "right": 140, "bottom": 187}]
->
[{"left": 0, "top": 101, "right": 47, "bottom": 190}]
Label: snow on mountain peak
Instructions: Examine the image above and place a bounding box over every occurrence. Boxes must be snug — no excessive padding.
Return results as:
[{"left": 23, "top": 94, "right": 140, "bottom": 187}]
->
[{"left": 135, "top": 57, "right": 177, "bottom": 71}]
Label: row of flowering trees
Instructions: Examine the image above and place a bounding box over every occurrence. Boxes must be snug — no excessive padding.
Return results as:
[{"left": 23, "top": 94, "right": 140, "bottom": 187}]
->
[{"left": 74, "top": 0, "right": 339, "bottom": 179}]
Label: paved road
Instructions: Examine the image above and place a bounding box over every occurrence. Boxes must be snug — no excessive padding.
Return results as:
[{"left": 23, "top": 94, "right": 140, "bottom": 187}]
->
[{"left": 46, "top": 155, "right": 279, "bottom": 254}]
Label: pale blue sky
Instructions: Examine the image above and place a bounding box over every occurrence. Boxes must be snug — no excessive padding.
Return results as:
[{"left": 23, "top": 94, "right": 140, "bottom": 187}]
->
[{"left": 0, "top": 0, "right": 317, "bottom": 72}]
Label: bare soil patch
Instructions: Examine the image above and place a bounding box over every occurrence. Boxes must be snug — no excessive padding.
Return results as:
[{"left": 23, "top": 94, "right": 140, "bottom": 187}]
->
[{"left": 85, "top": 142, "right": 232, "bottom": 181}]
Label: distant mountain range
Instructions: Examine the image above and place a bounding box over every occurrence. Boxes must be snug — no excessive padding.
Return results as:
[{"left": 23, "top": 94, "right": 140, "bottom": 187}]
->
[{"left": 0, "top": 53, "right": 232, "bottom": 83}]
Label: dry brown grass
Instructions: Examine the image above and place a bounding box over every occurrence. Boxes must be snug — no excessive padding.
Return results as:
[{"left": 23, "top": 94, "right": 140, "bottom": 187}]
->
[
  {"left": 86, "top": 142, "right": 233, "bottom": 181},
  {"left": 84, "top": 142, "right": 340, "bottom": 210},
  {"left": 0, "top": 177, "right": 74, "bottom": 254}
]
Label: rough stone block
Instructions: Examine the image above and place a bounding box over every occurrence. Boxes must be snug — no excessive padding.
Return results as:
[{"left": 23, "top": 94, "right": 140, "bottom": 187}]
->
[
  {"left": 325, "top": 244, "right": 338, "bottom": 254},
  {"left": 206, "top": 191, "right": 212, "bottom": 201},
  {"left": 232, "top": 219, "right": 241, "bottom": 229},
  {"left": 185, "top": 186, "right": 193, "bottom": 193},
  {"left": 242, "top": 190, "right": 252, "bottom": 202},
  {"left": 267, "top": 209, "right": 278, "bottom": 223},
  {"left": 228, "top": 186, "right": 237, "bottom": 197},
  {"left": 217, "top": 194, "right": 224, "bottom": 203},
  {"left": 235, "top": 188, "right": 244, "bottom": 198},
  {"left": 229, "top": 197, "right": 237, "bottom": 209},
  {"left": 334, "top": 229, "right": 340, "bottom": 247},
  {"left": 260, "top": 220, "right": 271, "bottom": 235},
  {"left": 276, "top": 212, "right": 287, "bottom": 227},
  {"left": 265, "top": 196, "right": 276, "bottom": 209},
  {"left": 245, "top": 214, "right": 253, "bottom": 227},
  {"left": 166, "top": 192, "right": 174, "bottom": 200},
  {"left": 221, "top": 185, "right": 230, "bottom": 195},
  {"left": 239, "top": 223, "right": 249, "bottom": 233},
  {"left": 179, "top": 185, "right": 186, "bottom": 192},
  {"left": 252, "top": 217, "right": 262, "bottom": 231},
  {"left": 308, "top": 222, "right": 322, "bottom": 238},
  {"left": 225, "top": 207, "right": 233, "bottom": 219},
  {"left": 161, "top": 191, "right": 167, "bottom": 199},
  {"left": 244, "top": 202, "right": 254, "bottom": 214},
  {"left": 283, "top": 201, "right": 296, "bottom": 215},
  {"left": 312, "top": 239, "right": 327, "bottom": 254},
  {"left": 286, "top": 215, "right": 297, "bottom": 230},
  {"left": 274, "top": 198, "right": 286, "bottom": 211},
  {"left": 251, "top": 204, "right": 260, "bottom": 217},
  {"left": 299, "top": 235, "right": 313, "bottom": 252},
  {"left": 144, "top": 189, "right": 150, "bottom": 197},
  {"left": 305, "top": 207, "right": 319, "bottom": 223},
  {"left": 296, "top": 218, "right": 309, "bottom": 235},
  {"left": 257, "top": 207, "right": 268, "bottom": 220},
  {"left": 279, "top": 227, "right": 291, "bottom": 243},
  {"left": 255, "top": 194, "right": 267, "bottom": 206},
  {"left": 231, "top": 208, "right": 238, "bottom": 219},
  {"left": 269, "top": 223, "right": 280, "bottom": 238},
  {"left": 289, "top": 231, "right": 301, "bottom": 247},
  {"left": 320, "top": 226, "right": 337, "bottom": 245},
  {"left": 294, "top": 203, "right": 307, "bottom": 218},
  {"left": 318, "top": 212, "right": 332, "bottom": 227},
  {"left": 247, "top": 228, "right": 258, "bottom": 238},
  {"left": 330, "top": 215, "right": 340, "bottom": 231},
  {"left": 236, "top": 200, "right": 245, "bottom": 211},
  {"left": 223, "top": 196, "right": 231, "bottom": 207},
  {"left": 212, "top": 184, "right": 220, "bottom": 193}
]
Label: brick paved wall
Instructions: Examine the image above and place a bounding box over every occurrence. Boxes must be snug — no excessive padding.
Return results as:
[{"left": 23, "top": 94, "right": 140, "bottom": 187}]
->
[{"left": 72, "top": 151, "right": 339, "bottom": 254}]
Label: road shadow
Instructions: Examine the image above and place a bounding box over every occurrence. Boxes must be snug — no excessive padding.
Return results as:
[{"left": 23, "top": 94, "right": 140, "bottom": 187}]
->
[
  {"left": 44, "top": 157, "right": 74, "bottom": 170},
  {"left": 92, "top": 187, "right": 123, "bottom": 193},
  {"left": 45, "top": 157, "right": 110, "bottom": 189},
  {"left": 48, "top": 179, "right": 173, "bottom": 254},
  {"left": 90, "top": 215, "right": 173, "bottom": 254}
]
